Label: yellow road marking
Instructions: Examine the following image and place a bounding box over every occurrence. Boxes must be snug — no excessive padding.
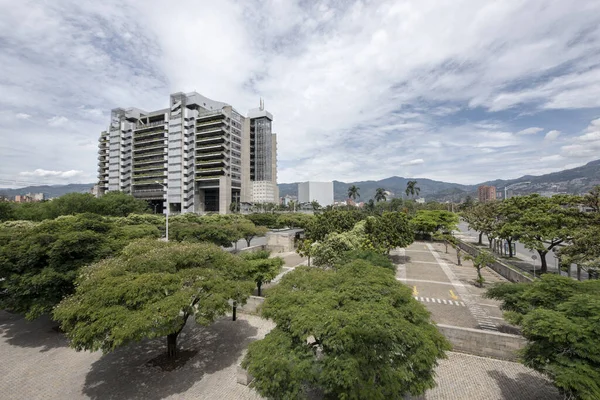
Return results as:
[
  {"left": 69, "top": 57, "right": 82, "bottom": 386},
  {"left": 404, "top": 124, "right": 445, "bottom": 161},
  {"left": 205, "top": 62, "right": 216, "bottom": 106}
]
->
[
  {"left": 413, "top": 286, "right": 419, "bottom": 296},
  {"left": 449, "top": 290, "right": 458, "bottom": 300}
]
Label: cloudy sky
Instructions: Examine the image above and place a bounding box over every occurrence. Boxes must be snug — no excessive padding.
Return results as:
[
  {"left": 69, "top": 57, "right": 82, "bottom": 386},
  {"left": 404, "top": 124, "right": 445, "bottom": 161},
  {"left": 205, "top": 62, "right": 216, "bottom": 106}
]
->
[{"left": 1, "top": 0, "right": 600, "bottom": 186}]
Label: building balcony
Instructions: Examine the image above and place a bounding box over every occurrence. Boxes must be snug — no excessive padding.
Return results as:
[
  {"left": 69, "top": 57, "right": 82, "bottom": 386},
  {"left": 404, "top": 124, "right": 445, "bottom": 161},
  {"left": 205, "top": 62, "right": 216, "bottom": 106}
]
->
[
  {"left": 134, "top": 130, "right": 166, "bottom": 140},
  {"left": 134, "top": 148, "right": 165, "bottom": 158},
  {"left": 196, "top": 143, "right": 226, "bottom": 153},
  {"left": 196, "top": 136, "right": 225, "bottom": 146},
  {"left": 196, "top": 109, "right": 224, "bottom": 121},
  {"left": 135, "top": 156, "right": 165, "bottom": 165},
  {"left": 133, "top": 164, "right": 165, "bottom": 172},
  {"left": 195, "top": 174, "right": 223, "bottom": 181},
  {"left": 134, "top": 142, "right": 166, "bottom": 151},
  {"left": 135, "top": 136, "right": 165, "bottom": 146},
  {"left": 133, "top": 177, "right": 165, "bottom": 185},
  {"left": 135, "top": 120, "right": 166, "bottom": 130},
  {"left": 196, "top": 125, "right": 225, "bottom": 135},
  {"left": 196, "top": 152, "right": 224, "bottom": 161},
  {"left": 195, "top": 119, "right": 223, "bottom": 129},
  {"left": 196, "top": 160, "right": 226, "bottom": 168}
]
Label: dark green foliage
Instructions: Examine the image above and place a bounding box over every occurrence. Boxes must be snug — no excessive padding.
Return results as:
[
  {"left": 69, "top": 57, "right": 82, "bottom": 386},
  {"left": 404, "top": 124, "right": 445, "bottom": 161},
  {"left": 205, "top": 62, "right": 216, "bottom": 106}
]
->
[
  {"left": 246, "top": 213, "right": 283, "bottom": 229},
  {"left": 0, "top": 214, "right": 160, "bottom": 319},
  {"left": 243, "top": 262, "right": 450, "bottom": 399},
  {"left": 410, "top": 210, "right": 459, "bottom": 239},
  {"left": 10, "top": 192, "right": 150, "bottom": 221},
  {"left": 0, "top": 201, "right": 15, "bottom": 221},
  {"left": 486, "top": 275, "right": 600, "bottom": 399},
  {"left": 364, "top": 212, "right": 414, "bottom": 253},
  {"left": 276, "top": 213, "right": 314, "bottom": 229},
  {"left": 170, "top": 222, "right": 241, "bottom": 247},
  {"left": 304, "top": 210, "right": 365, "bottom": 241},
  {"left": 337, "top": 250, "right": 395, "bottom": 272},
  {"left": 54, "top": 239, "right": 255, "bottom": 357},
  {"left": 241, "top": 250, "right": 284, "bottom": 296}
]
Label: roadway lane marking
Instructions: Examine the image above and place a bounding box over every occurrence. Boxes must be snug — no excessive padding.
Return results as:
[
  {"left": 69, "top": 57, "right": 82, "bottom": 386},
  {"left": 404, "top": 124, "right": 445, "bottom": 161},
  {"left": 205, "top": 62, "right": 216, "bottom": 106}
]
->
[
  {"left": 426, "top": 243, "right": 497, "bottom": 331},
  {"left": 414, "top": 297, "right": 466, "bottom": 307}
]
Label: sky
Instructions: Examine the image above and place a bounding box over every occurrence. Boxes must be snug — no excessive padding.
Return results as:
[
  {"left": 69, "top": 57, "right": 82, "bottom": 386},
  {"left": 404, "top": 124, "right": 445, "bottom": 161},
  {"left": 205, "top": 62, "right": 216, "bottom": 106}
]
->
[{"left": 1, "top": 0, "right": 600, "bottom": 187}]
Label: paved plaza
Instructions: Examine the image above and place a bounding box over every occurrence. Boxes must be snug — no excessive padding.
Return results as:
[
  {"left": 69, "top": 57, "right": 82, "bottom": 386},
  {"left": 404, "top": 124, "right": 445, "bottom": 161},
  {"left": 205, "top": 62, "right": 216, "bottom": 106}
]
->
[
  {"left": 0, "top": 241, "right": 561, "bottom": 400},
  {"left": 394, "top": 241, "right": 514, "bottom": 333}
]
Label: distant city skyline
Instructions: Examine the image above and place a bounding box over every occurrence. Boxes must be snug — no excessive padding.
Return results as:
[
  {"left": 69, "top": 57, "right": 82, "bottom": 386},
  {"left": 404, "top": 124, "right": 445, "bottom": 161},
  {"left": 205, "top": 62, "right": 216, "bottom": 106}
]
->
[{"left": 1, "top": 1, "right": 600, "bottom": 186}]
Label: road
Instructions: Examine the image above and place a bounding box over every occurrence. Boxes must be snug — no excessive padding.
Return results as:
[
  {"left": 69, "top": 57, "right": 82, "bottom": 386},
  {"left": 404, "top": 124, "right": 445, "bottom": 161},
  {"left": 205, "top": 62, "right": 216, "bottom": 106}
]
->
[{"left": 455, "top": 221, "right": 575, "bottom": 277}]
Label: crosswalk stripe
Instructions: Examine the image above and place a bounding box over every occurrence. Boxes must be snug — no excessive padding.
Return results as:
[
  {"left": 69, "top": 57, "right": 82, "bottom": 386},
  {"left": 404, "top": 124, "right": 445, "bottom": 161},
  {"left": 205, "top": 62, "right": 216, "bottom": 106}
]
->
[{"left": 442, "top": 299, "right": 447, "bottom": 304}]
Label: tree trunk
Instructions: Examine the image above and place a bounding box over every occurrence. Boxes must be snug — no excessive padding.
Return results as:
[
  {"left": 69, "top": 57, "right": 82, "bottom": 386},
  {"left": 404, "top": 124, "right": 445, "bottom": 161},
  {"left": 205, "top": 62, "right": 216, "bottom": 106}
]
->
[
  {"left": 257, "top": 281, "right": 262, "bottom": 297},
  {"left": 577, "top": 265, "right": 581, "bottom": 281},
  {"left": 478, "top": 232, "right": 483, "bottom": 245},
  {"left": 507, "top": 239, "right": 513, "bottom": 258},
  {"left": 538, "top": 250, "right": 548, "bottom": 273},
  {"left": 477, "top": 268, "right": 483, "bottom": 287},
  {"left": 167, "top": 333, "right": 178, "bottom": 358},
  {"left": 246, "top": 237, "right": 252, "bottom": 247},
  {"left": 488, "top": 236, "right": 493, "bottom": 250},
  {"left": 444, "top": 242, "right": 448, "bottom": 253},
  {"left": 307, "top": 256, "right": 311, "bottom": 267}
]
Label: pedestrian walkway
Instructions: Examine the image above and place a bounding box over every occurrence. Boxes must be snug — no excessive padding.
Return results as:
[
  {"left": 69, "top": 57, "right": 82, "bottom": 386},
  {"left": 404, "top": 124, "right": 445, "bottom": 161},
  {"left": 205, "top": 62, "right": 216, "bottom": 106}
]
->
[{"left": 413, "top": 296, "right": 465, "bottom": 306}]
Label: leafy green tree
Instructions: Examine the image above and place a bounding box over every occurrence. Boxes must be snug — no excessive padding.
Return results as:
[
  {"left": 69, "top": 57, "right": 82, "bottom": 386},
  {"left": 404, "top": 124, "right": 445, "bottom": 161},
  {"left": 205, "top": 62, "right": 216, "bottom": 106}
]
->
[
  {"left": 0, "top": 214, "right": 159, "bottom": 319},
  {"left": 558, "top": 213, "right": 600, "bottom": 278},
  {"left": 462, "top": 202, "right": 498, "bottom": 246},
  {"left": 583, "top": 185, "right": 600, "bottom": 213},
  {"left": 493, "top": 198, "right": 525, "bottom": 257},
  {"left": 242, "top": 262, "right": 450, "bottom": 399},
  {"left": 405, "top": 180, "right": 420, "bottom": 198},
  {"left": 170, "top": 221, "right": 242, "bottom": 247},
  {"left": 459, "top": 195, "right": 475, "bottom": 211},
  {"left": 433, "top": 232, "right": 457, "bottom": 254},
  {"left": 241, "top": 250, "right": 284, "bottom": 296},
  {"left": 375, "top": 188, "right": 387, "bottom": 202},
  {"left": 246, "top": 213, "right": 283, "bottom": 229},
  {"left": 336, "top": 249, "right": 396, "bottom": 273},
  {"left": 277, "top": 213, "right": 314, "bottom": 229},
  {"left": 304, "top": 209, "right": 364, "bottom": 241},
  {"left": 95, "top": 191, "right": 150, "bottom": 216},
  {"left": 486, "top": 275, "right": 600, "bottom": 399},
  {"left": 347, "top": 185, "right": 360, "bottom": 201},
  {"left": 0, "top": 201, "right": 14, "bottom": 221},
  {"left": 364, "top": 212, "right": 414, "bottom": 254},
  {"left": 465, "top": 251, "right": 495, "bottom": 287},
  {"left": 310, "top": 200, "right": 321, "bottom": 211},
  {"left": 506, "top": 195, "right": 582, "bottom": 273},
  {"left": 236, "top": 220, "right": 268, "bottom": 247},
  {"left": 410, "top": 210, "right": 459, "bottom": 240},
  {"left": 54, "top": 239, "right": 254, "bottom": 358},
  {"left": 296, "top": 238, "right": 315, "bottom": 267}
]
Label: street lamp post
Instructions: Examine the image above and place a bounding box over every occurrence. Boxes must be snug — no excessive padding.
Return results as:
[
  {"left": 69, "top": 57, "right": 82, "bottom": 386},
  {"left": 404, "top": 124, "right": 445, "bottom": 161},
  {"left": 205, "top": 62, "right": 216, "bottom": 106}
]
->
[{"left": 155, "top": 181, "right": 168, "bottom": 241}]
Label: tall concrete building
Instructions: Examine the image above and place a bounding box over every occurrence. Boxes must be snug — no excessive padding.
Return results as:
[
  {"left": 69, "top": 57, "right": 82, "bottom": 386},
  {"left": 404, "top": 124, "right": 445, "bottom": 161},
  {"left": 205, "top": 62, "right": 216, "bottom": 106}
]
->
[
  {"left": 97, "top": 92, "right": 278, "bottom": 214},
  {"left": 298, "top": 181, "right": 334, "bottom": 206},
  {"left": 246, "top": 99, "right": 279, "bottom": 204},
  {"left": 478, "top": 185, "right": 497, "bottom": 203}
]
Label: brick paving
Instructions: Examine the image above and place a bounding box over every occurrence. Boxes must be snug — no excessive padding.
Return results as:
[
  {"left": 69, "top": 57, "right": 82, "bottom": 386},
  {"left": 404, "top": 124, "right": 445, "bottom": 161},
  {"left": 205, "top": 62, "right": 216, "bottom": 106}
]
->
[{"left": 412, "top": 352, "right": 561, "bottom": 400}]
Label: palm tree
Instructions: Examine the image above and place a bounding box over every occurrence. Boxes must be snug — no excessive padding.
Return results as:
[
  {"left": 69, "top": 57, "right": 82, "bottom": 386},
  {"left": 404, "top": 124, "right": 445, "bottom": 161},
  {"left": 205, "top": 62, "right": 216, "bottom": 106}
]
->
[
  {"left": 405, "top": 180, "right": 420, "bottom": 199},
  {"left": 347, "top": 185, "right": 360, "bottom": 201},
  {"left": 374, "top": 188, "right": 387, "bottom": 202}
]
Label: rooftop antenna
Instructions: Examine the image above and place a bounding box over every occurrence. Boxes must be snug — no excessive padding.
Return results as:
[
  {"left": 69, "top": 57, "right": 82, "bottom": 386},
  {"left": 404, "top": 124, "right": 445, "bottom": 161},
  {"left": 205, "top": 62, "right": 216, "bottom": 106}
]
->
[{"left": 260, "top": 97, "right": 264, "bottom": 111}]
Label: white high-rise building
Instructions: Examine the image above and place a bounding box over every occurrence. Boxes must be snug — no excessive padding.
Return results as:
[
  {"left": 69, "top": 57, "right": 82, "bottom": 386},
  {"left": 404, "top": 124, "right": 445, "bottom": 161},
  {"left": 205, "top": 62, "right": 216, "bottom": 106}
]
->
[
  {"left": 97, "top": 92, "right": 278, "bottom": 214},
  {"left": 298, "top": 181, "right": 334, "bottom": 206}
]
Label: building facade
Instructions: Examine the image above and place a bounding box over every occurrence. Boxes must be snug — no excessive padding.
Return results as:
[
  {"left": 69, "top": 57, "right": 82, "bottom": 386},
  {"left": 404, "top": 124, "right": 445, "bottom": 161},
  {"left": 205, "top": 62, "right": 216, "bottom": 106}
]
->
[
  {"left": 298, "top": 181, "right": 334, "bottom": 207},
  {"left": 97, "top": 92, "right": 278, "bottom": 214},
  {"left": 478, "top": 185, "right": 497, "bottom": 203}
]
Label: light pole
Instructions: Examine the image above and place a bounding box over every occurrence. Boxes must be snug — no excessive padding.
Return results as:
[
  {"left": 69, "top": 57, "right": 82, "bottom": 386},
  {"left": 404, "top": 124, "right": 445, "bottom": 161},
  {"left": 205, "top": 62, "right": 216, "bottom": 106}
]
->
[
  {"left": 155, "top": 181, "right": 168, "bottom": 241},
  {"left": 531, "top": 255, "right": 537, "bottom": 279},
  {"left": 501, "top": 182, "right": 530, "bottom": 200}
]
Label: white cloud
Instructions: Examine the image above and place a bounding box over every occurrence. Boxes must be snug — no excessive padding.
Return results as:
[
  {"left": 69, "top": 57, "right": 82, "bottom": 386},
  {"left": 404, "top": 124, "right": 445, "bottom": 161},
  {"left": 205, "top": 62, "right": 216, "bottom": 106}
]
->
[
  {"left": 15, "top": 113, "right": 31, "bottom": 119},
  {"left": 19, "top": 169, "right": 84, "bottom": 178},
  {"left": 517, "top": 127, "right": 543, "bottom": 135},
  {"left": 47, "top": 116, "right": 69, "bottom": 127},
  {"left": 1, "top": 1, "right": 600, "bottom": 186},
  {"left": 545, "top": 130, "right": 560, "bottom": 141},
  {"left": 401, "top": 159, "right": 425, "bottom": 166}
]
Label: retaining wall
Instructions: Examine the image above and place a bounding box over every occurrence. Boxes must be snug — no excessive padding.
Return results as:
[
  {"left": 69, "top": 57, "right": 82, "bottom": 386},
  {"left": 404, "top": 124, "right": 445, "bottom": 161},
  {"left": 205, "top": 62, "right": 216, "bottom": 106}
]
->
[
  {"left": 437, "top": 324, "right": 526, "bottom": 361},
  {"left": 457, "top": 240, "right": 533, "bottom": 283}
]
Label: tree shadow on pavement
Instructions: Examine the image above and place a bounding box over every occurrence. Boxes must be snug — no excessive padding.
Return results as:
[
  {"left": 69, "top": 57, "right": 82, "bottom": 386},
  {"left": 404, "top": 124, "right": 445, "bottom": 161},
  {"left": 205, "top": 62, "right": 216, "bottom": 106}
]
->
[
  {"left": 82, "top": 317, "right": 259, "bottom": 400},
  {"left": 487, "top": 370, "right": 561, "bottom": 400},
  {"left": 0, "top": 310, "right": 68, "bottom": 352},
  {"left": 390, "top": 254, "right": 412, "bottom": 265}
]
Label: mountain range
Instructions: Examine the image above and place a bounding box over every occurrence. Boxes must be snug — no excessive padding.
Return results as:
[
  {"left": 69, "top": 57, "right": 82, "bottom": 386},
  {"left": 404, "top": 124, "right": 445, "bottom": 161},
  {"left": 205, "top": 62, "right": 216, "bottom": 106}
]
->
[
  {"left": 278, "top": 159, "right": 600, "bottom": 202},
  {"left": 1, "top": 159, "right": 599, "bottom": 202}
]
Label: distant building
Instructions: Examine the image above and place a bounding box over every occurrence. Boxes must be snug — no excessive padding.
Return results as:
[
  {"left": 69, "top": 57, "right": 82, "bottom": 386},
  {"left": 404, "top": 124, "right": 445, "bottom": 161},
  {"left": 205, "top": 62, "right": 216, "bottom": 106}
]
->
[
  {"left": 415, "top": 197, "right": 425, "bottom": 204},
  {"left": 14, "top": 193, "right": 44, "bottom": 203},
  {"left": 281, "top": 195, "right": 296, "bottom": 206},
  {"left": 478, "top": 185, "right": 497, "bottom": 203},
  {"left": 298, "top": 181, "right": 334, "bottom": 206}
]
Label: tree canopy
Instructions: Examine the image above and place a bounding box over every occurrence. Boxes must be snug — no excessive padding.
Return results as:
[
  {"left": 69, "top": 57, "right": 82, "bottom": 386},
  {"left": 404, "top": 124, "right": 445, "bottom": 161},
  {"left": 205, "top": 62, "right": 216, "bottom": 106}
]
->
[
  {"left": 486, "top": 275, "right": 600, "bottom": 399},
  {"left": 242, "top": 262, "right": 450, "bottom": 399},
  {"left": 410, "top": 210, "right": 459, "bottom": 240},
  {"left": 53, "top": 239, "right": 255, "bottom": 358},
  {"left": 240, "top": 250, "right": 284, "bottom": 296},
  {"left": 0, "top": 213, "right": 160, "bottom": 319}
]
